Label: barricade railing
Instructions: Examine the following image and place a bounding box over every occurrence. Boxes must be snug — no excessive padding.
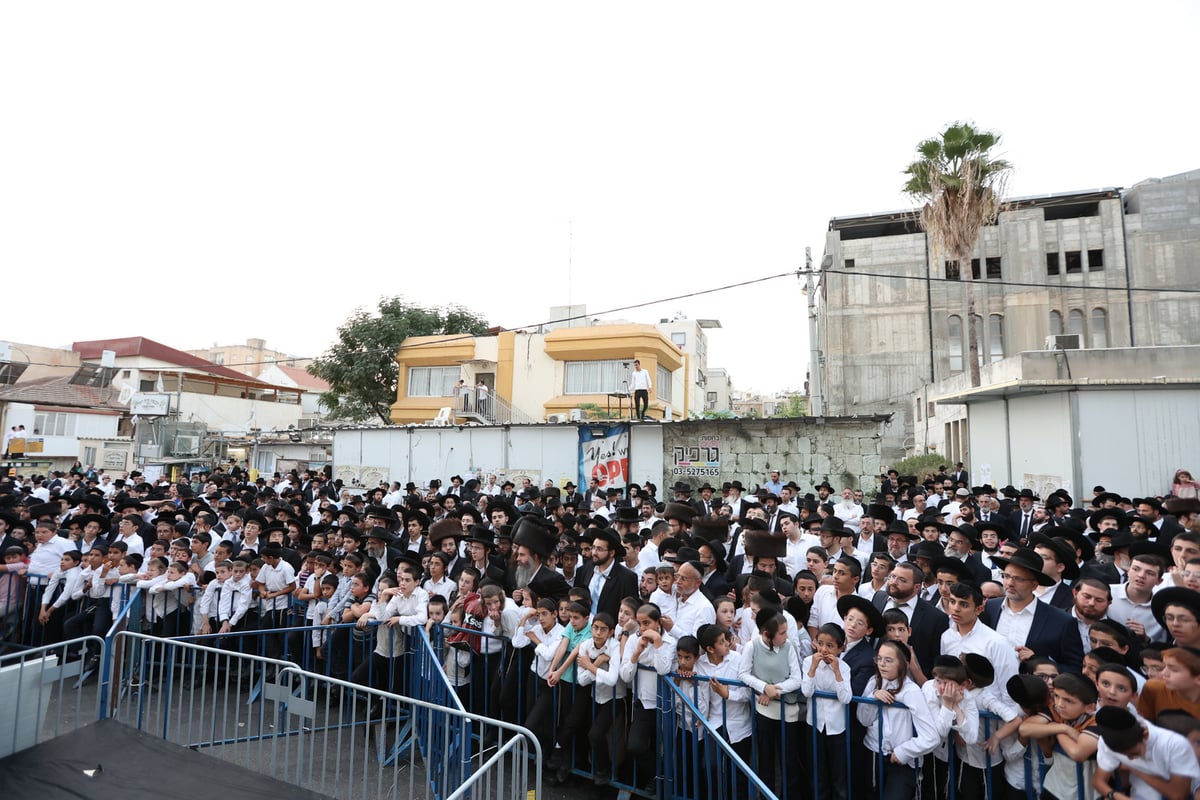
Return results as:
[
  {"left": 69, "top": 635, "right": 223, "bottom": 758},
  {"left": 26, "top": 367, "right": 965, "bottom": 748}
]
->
[
  {"left": 659, "top": 673, "right": 779, "bottom": 800},
  {"left": 0, "top": 635, "right": 105, "bottom": 758}
]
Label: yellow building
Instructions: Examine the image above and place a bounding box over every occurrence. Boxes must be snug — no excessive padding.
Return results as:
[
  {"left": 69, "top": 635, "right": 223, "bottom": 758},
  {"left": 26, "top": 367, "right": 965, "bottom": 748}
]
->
[{"left": 389, "top": 324, "right": 686, "bottom": 425}]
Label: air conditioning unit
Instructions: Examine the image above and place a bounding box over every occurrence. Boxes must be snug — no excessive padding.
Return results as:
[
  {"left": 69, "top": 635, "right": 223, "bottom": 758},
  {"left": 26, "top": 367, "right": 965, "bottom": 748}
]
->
[
  {"left": 568, "top": 408, "right": 584, "bottom": 422},
  {"left": 546, "top": 413, "right": 568, "bottom": 423},
  {"left": 173, "top": 434, "right": 201, "bottom": 454},
  {"left": 297, "top": 418, "right": 318, "bottom": 429},
  {"left": 139, "top": 444, "right": 162, "bottom": 459},
  {"left": 1045, "top": 334, "right": 1081, "bottom": 350}
]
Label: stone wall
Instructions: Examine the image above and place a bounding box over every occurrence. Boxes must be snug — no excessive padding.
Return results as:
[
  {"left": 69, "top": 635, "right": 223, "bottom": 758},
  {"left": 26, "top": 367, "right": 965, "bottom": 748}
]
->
[{"left": 660, "top": 416, "right": 888, "bottom": 493}]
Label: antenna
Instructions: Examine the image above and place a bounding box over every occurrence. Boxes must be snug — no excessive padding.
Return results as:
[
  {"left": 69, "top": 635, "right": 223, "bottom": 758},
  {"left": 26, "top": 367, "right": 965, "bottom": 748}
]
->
[{"left": 567, "top": 217, "right": 574, "bottom": 324}]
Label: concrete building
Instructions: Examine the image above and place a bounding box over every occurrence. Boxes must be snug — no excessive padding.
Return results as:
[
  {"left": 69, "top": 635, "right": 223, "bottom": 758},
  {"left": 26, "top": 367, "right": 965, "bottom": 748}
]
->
[
  {"left": 703, "top": 367, "right": 733, "bottom": 414},
  {"left": 655, "top": 313, "right": 724, "bottom": 418},
  {"left": 389, "top": 323, "right": 686, "bottom": 425},
  {"left": 814, "top": 168, "right": 1200, "bottom": 463},
  {"left": 930, "top": 346, "right": 1200, "bottom": 499},
  {"left": 186, "top": 338, "right": 311, "bottom": 377}
]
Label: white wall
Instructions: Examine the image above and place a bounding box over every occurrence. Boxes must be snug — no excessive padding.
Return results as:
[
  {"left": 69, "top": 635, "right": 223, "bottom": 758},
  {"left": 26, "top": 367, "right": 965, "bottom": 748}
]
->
[
  {"left": 333, "top": 424, "right": 667, "bottom": 491},
  {"left": 176, "top": 393, "right": 302, "bottom": 432},
  {"left": 966, "top": 400, "right": 1011, "bottom": 489},
  {"left": 1077, "top": 389, "right": 1200, "bottom": 498},
  {"left": 1005, "top": 394, "right": 1076, "bottom": 495}
]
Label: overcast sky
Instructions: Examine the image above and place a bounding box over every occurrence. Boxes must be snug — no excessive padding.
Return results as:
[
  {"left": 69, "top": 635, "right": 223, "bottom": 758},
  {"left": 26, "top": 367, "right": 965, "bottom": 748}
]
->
[{"left": 2, "top": 1, "right": 1195, "bottom": 396}]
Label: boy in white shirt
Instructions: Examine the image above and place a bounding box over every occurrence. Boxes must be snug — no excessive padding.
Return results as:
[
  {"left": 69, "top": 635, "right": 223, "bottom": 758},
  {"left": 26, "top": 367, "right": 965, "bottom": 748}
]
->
[
  {"left": 39, "top": 549, "right": 84, "bottom": 643},
  {"left": 579, "top": 611, "right": 625, "bottom": 787},
  {"left": 1093, "top": 705, "right": 1199, "bottom": 800}
]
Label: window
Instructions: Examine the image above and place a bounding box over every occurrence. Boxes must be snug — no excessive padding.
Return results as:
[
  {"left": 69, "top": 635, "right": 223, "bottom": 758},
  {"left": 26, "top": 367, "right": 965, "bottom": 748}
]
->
[
  {"left": 969, "top": 258, "right": 982, "bottom": 279},
  {"left": 407, "top": 366, "right": 459, "bottom": 397},
  {"left": 82, "top": 446, "right": 97, "bottom": 467},
  {"left": 1046, "top": 253, "right": 1060, "bottom": 276},
  {"left": 916, "top": 398, "right": 922, "bottom": 422},
  {"left": 0, "top": 362, "right": 28, "bottom": 385},
  {"left": 1068, "top": 309, "right": 1085, "bottom": 339},
  {"left": 33, "top": 412, "right": 77, "bottom": 437},
  {"left": 945, "top": 260, "right": 961, "bottom": 280},
  {"left": 844, "top": 258, "right": 855, "bottom": 269},
  {"left": 1088, "top": 249, "right": 1104, "bottom": 271},
  {"left": 1091, "top": 308, "right": 1109, "bottom": 348},
  {"left": 657, "top": 365, "right": 673, "bottom": 403},
  {"left": 986, "top": 257, "right": 1002, "bottom": 279},
  {"left": 1050, "top": 310, "right": 1063, "bottom": 336},
  {"left": 1065, "top": 250, "right": 1083, "bottom": 274},
  {"left": 988, "top": 315, "right": 1005, "bottom": 362},
  {"left": 706, "top": 391, "right": 717, "bottom": 403},
  {"left": 564, "top": 360, "right": 628, "bottom": 394},
  {"left": 213, "top": 352, "right": 225, "bottom": 365},
  {"left": 69, "top": 365, "right": 115, "bottom": 388},
  {"left": 671, "top": 332, "right": 687, "bottom": 347},
  {"left": 140, "top": 378, "right": 156, "bottom": 391},
  {"left": 948, "top": 315, "right": 964, "bottom": 373}
]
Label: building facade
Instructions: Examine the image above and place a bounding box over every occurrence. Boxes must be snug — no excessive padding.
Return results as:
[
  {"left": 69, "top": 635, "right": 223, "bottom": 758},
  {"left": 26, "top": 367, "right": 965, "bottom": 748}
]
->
[
  {"left": 389, "top": 322, "right": 689, "bottom": 425},
  {"left": 814, "top": 168, "right": 1200, "bottom": 463}
]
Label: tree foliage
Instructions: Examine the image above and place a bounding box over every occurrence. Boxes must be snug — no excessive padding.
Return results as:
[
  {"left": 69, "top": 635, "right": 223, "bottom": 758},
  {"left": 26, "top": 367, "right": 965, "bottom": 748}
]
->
[
  {"left": 888, "top": 453, "right": 947, "bottom": 481},
  {"left": 772, "top": 394, "right": 808, "bottom": 418},
  {"left": 903, "top": 122, "right": 1012, "bottom": 386},
  {"left": 308, "top": 297, "right": 490, "bottom": 424}
]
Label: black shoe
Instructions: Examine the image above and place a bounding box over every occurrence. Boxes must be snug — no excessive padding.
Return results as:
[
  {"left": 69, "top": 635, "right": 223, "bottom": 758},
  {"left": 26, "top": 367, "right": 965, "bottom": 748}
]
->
[{"left": 555, "top": 763, "right": 571, "bottom": 784}]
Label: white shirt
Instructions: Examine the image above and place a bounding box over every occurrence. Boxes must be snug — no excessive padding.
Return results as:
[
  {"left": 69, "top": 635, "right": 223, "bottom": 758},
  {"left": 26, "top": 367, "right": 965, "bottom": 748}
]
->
[
  {"left": 856, "top": 677, "right": 942, "bottom": 766},
  {"left": 29, "top": 537, "right": 72, "bottom": 582},
  {"left": 809, "top": 585, "right": 847, "bottom": 630},
  {"left": 576, "top": 636, "right": 626, "bottom": 703},
  {"left": 629, "top": 367, "right": 651, "bottom": 391},
  {"left": 994, "top": 597, "right": 1038, "bottom": 651},
  {"left": 1096, "top": 724, "right": 1199, "bottom": 800},
  {"left": 620, "top": 630, "right": 676, "bottom": 709},
  {"left": 699, "top": 651, "right": 752, "bottom": 743},
  {"left": 882, "top": 593, "right": 918, "bottom": 623},
  {"left": 257, "top": 560, "right": 297, "bottom": 612},
  {"left": 1108, "top": 583, "right": 1164, "bottom": 642},
  {"left": 941, "top": 618, "right": 1020, "bottom": 689},
  {"left": 799, "top": 655, "right": 853, "bottom": 733},
  {"left": 665, "top": 590, "right": 716, "bottom": 638},
  {"left": 833, "top": 501, "right": 862, "bottom": 534},
  {"left": 783, "top": 533, "right": 821, "bottom": 577}
]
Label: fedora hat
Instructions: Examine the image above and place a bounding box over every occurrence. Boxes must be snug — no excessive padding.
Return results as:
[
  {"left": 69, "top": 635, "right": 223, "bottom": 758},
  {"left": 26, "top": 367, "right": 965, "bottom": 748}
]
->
[
  {"left": 670, "top": 481, "right": 694, "bottom": 495},
  {"left": 1029, "top": 533, "right": 1080, "bottom": 581},
  {"left": 836, "top": 594, "right": 886, "bottom": 636},
  {"left": 611, "top": 506, "right": 641, "bottom": 524},
  {"left": 463, "top": 524, "right": 495, "bottom": 549},
  {"left": 866, "top": 503, "right": 896, "bottom": 525},
  {"left": 989, "top": 546, "right": 1055, "bottom": 586},
  {"left": 885, "top": 519, "right": 920, "bottom": 541},
  {"left": 591, "top": 527, "right": 626, "bottom": 559},
  {"left": 1152, "top": 587, "right": 1200, "bottom": 629}
]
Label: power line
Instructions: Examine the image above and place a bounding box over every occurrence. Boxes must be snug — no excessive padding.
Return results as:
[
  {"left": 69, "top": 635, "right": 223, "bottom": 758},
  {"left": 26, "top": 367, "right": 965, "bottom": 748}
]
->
[
  {"left": 818, "top": 267, "right": 1200, "bottom": 294},
  {"left": 4, "top": 270, "right": 802, "bottom": 373}
]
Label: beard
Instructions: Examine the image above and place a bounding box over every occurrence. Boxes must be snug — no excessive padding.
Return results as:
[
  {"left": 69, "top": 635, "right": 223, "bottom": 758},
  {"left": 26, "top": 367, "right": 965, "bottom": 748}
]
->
[{"left": 514, "top": 562, "right": 535, "bottom": 589}]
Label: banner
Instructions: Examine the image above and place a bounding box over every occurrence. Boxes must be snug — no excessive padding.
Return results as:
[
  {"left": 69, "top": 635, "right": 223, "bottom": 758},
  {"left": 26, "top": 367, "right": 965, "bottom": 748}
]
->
[{"left": 579, "top": 423, "right": 629, "bottom": 490}]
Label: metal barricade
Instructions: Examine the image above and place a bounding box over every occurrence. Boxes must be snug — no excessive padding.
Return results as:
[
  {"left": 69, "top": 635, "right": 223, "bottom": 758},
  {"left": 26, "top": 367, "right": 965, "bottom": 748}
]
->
[
  {"left": 659, "top": 674, "right": 779, "bottom": 800},
  {"left": 0, "top": 636, "right": 105, "bottom": 757}
]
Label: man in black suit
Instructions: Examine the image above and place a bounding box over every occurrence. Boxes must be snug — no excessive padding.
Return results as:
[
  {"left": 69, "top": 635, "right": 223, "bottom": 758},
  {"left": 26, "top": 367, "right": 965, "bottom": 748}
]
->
[
  {"left": 871, "top": 560, "right": 948, "bottom": 676},
  {"left": 692, "top": 483, "right": 719, "bottom": 517},
  {"left": 1030, "top": 534, "right": 1079, "bottom": 611},
  {"left": 1135, "top": 497, "right": 1185, "bottom": 541},
  {"left": 951, "top": 462, "right": 969, "bottom": 487},
  {"left": 983, "top": 547, "right": 1084, "bottom": 670},
  {"left": 583, "top": 528, "right": 639, "bottom": 620}
]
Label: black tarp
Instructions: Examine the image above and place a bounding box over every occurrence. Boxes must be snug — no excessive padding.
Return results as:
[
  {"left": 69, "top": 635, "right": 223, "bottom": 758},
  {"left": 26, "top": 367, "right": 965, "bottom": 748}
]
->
[{"left": 0, "top": 719, "right": 333, "bottom": 800}]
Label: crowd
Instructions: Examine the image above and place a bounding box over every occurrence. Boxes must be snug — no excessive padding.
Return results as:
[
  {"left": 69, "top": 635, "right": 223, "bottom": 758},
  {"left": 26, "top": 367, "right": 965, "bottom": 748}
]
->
[{"left": 3, "top": 461, "right": 1200, "bottom": 800}]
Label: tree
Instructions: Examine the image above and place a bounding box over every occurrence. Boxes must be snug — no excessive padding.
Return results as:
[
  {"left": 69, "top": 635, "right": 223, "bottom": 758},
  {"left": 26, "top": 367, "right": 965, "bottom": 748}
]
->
[
  {"left": 308, "top": 297, "right": 490, "bottom": 424},
  {"left": 904, "top": 122, "right": 1012, "bottom": 387},
  {"left": 773, "top": 394, "right": 808, "bottom": 418}
]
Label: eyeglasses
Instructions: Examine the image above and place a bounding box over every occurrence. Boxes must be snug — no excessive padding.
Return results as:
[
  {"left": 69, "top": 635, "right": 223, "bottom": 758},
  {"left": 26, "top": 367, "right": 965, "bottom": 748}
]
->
[
  {"left": 1001, "top": 572, "right": 1035, "bottom": 584},
  {"left": 874, "top": 657, "right": 899, "bottom": 665}
]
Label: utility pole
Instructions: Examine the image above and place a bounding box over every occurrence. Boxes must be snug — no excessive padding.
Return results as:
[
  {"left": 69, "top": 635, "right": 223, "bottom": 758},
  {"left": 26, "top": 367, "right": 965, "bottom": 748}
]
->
[{"left": 804, "top": 247, "right": 825, "bottom": 416}]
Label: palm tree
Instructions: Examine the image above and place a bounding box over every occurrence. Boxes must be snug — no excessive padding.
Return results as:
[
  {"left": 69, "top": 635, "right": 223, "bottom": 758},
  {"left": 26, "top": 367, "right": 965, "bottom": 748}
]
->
[{"left": 904, "top": 122, "right": 1012, "bottom": 387}]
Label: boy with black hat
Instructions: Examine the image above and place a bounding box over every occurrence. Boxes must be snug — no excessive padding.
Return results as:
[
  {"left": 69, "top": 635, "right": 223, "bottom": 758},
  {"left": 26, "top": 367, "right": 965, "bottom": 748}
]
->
[{"left": 1092, "top": 705, "right": 1198, "bottom": 800}]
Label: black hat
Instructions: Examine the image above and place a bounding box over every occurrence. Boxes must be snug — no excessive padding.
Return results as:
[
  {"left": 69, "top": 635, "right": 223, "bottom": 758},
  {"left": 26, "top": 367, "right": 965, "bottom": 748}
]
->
[
  {"left": 885, "top": 519, "right": 920, "bottom": 541},
  {"left": 816, "top": 480, "right": 834, "bottom": 492},
  {"left": 512, "top": 515, "right": 558, "bottom": 559},
  {"left": 365, "top": 527, "right": 396, "bottom": 545},
  {"left": 1016, "top": 489, "right": 1040, "bottom": 501},
  {"left": 74, "top": 513, "right": 110, "bottom": 530},
  {"left": 663, "top": 502, "right": 696, "bottom": 524},
  {"left": 429, "top": 518, "right": 463, "bottom": 546},
  {"left": 404, "top": 482, "right": 419, "bottom": 492},
  {"left": 930, "top": 557, "right": 973, "bottom": 583},
  {"left": 610, "top": 506, "right": 640, "bottom": 524},
  {"left": 690, "top": 515, "right": 731, "bottom": 544},
  {"left": 1151, "top": 587, "right": 1200, "bottom": 630},
  {"left": 866, "top": 503, "right": 896, "bottom": 525},
  {"left": 1050, "top": 526, "right": 1096, "bottom": 563},
  {"left": 742, "top": 524, "right": 786, "bottom": 559},
  {"left": 989, "top": 546, "right": 1054, "bottom": 586},
  {"left": 526, "top": 571, "right": 571, "bottom": 602},
  {"left": 1028, "top": 533, "right": 1079, "bottom": 581},
  {"left": 670, "top": 481, "right": 694, "bottom": 495},
  {"left": 1005, "top": 674, "right": 1049, "bottom": 711},
  {"left": 1093, "top": 706, "right": 1144, "bottom": 753},
  {"left": 464, "top": 525, "right": 495, "bottom": 549},
  {"left": 699, "top": 539, "right": 727, "bottom": 571},
  {"left": 28, "top": 502, "right": 62, "bottom": 519},
  {"left": 907, "top": 540, "right": 944, "bottom": 562},
  {"left": 974, "top": 521, "right": 1009, "bottom": 541},
  {"left": 961, "top": 653, "right": 994, "bottom": 688},
  {"left": 591, "top": 527, "right": 626, "bottom": 559},
  {"left": 836, "top": 594, "right": 886, "bottom": 636},
  {"left": 819, "top": 516, "right": 846, "bottom": 534},
  {"left": 666, "top": 546, "right": 702, "bottom": 566},
  {"left": 1045, "top": 492, "right": 1072, "bottom": 509},
  {"left": 728, "top": 480, "right": 745, "bottom": 492}
]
